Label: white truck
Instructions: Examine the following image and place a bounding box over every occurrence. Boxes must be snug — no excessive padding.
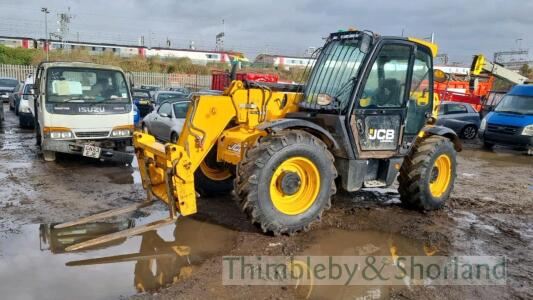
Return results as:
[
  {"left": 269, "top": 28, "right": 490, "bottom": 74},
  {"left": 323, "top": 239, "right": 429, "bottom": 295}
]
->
[{"left": 32, "top": 62, "right": 135, "bottom": 163}]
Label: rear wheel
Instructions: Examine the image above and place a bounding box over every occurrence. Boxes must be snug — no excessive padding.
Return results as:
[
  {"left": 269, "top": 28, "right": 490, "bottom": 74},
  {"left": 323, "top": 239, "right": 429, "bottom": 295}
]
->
[
  {"left": 398, "top": 135, "right": 457, "bottom": 210},
  {"left": 194, "top": 148, "right": 234, "bottom": 197},
  {"left": 235, "top": 130, "right": 337, "bottom": 235}
]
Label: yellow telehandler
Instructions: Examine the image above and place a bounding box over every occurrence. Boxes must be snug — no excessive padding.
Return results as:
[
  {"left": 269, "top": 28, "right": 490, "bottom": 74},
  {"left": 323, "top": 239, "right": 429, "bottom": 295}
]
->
[{"left": 58, "top": 30, "right": 461, "bottom": 251}]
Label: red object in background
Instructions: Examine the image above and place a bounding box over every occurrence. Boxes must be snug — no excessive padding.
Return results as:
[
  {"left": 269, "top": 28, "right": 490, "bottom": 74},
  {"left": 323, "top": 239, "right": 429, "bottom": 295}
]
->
[
  {"left": 22, "top": 39, "right": 29, "bottom": 49},
  {"left": 137, "top": 47, "right": 145, "bottom": 57},
  {"left": 211, "top": 71, "right": 279, "bottom": 90},
  {"left": 434, "top": 77, "right": 494, "bottom": 112}
]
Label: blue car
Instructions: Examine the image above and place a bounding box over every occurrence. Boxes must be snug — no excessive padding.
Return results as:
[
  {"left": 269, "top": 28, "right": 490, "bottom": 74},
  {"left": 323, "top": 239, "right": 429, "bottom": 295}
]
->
[{"left": 479, "top": 84, "right": 533, "bottom": 154}]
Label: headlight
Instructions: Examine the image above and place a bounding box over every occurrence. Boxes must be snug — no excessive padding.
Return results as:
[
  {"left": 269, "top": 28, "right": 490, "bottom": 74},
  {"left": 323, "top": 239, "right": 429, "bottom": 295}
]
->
[
  {"left": 111, "top": 129, "right": 132, "bottom": 137},
  {"left": 19, "top": 106, "right": 31, "bottom": 113},
  {"left": 316, "top": 93, "right": 332, "bottom": 106},
  {"left": 111, "top": 125, "right": 134, "bottom": 137},
  {"left": 522, "top": 125, "right": 533, "bottom": 136},
  {"left": 48, "top": 130, "right": 73, "bottom": 139},
  {"left": 480, "top": 118, "right": 487, "bottom": 130}
]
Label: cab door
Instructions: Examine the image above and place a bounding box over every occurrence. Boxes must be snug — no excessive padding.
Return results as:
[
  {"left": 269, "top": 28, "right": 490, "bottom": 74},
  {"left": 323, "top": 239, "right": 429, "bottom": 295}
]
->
[{"left": 351, "top": 42, "right": 413, "bottom": 158}]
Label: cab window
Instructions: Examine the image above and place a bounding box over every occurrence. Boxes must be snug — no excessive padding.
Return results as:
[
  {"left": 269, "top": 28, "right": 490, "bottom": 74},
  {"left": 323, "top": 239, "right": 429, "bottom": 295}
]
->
[
  {"left": 405, "top": 49, "right": 433, "bottom": 135},
  {"left": 360, "top": 44, "right": 411, "bottom": 108}
]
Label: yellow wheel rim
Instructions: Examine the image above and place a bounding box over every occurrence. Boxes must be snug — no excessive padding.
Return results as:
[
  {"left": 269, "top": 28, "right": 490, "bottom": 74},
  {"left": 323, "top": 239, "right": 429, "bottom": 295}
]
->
[
  {"left": 429, "top": 154, "right": 452, "bottom": 198},
  {"left": 199, "top": 161, "right": 232, "bottom": 181},
  {"left": 269, "top": 156, "right": 320, "bottom": 215}
]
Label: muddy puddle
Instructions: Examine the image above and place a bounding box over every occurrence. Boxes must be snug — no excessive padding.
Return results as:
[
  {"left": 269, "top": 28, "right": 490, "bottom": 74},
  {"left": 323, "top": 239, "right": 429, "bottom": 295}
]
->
[
  {"left": 0, "top": 211, "right": 239, "bottom": 300},
  {"left": 461, "top": 148, "right": 533, "bottom": 167},
  {"left": 290, "top": 228, "right": 428, "bottom": 300}
]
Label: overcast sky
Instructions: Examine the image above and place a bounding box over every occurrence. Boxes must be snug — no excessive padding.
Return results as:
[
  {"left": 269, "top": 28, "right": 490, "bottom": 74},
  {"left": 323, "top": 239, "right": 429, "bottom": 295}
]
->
[{"left": 0, "top": 0, "right": 531, "bottom": 64}]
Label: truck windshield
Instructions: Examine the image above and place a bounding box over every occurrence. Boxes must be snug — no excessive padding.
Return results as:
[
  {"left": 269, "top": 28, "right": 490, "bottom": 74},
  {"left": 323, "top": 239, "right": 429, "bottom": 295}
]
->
[
  {"left": 304, "top": 36, "right": 367, "bottom": 109},
  {"left": 46, "top": 67, "right": 130, "bottom": 103},
  {"left": 494, "top": 95, "right": 533, "bottom": 115}
]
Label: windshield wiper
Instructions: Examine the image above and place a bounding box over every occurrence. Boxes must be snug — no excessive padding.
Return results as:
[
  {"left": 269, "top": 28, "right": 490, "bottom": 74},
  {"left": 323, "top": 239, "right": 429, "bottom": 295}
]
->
[
  {"left": 63, "top": 97, "right": 88, "bottom": 102},
  {"left": 91, "top": 97, "right": 128, "bottom": 104},
  {"left": 332, "top": 77, "right": 356, "bottom": 104}
]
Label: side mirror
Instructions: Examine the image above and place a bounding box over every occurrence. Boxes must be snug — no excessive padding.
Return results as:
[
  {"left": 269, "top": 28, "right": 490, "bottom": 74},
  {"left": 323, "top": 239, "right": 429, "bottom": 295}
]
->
[
  {"left": 434, "top": 69, "right": 447, "bottom": 83},
  {"left": 159, "top": 112, "right": 170, "bottom": 118}
]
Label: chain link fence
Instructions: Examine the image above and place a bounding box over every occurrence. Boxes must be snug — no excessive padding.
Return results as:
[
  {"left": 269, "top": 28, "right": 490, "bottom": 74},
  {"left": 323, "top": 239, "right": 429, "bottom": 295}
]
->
[{"left": 0, "top": 64, "right": 212, "bottom": 91}]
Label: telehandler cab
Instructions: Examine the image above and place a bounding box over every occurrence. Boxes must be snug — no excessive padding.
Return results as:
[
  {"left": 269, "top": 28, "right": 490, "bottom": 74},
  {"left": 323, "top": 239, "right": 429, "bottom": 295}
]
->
[{"left": 57, "top": 30, "right": 461, "bottom": 251}]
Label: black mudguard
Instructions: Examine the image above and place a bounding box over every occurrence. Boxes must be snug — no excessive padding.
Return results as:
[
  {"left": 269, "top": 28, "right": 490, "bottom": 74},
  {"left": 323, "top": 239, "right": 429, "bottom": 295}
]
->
[
  {"left": 421, "top": 125, "right": 462, "bottom": 151},
  {"left": 257, "top": 118, "right": 343, "bottom": 155}
]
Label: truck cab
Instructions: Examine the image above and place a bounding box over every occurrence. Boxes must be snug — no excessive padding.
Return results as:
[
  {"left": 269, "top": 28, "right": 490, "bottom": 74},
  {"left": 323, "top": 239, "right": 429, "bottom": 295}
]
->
[
  {"left": 32, "top": 62, "right": 135, "bottom": 163},
  {"left": 479, "top": 84, "right": 533, "bottom": 154}
]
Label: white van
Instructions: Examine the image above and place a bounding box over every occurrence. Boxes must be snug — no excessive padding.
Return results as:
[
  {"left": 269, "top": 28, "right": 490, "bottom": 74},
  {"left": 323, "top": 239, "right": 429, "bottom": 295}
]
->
[
  {"left": 32, "top": 62, "right": 135, "bottom": 163},
  {"left": 18, "top": 75, "right": 35, "bottom": 128}
]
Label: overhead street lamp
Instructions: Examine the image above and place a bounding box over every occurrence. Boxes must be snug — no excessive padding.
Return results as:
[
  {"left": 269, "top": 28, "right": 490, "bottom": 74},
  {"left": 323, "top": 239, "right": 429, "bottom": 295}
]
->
[{"left": 41, "top": 7, "right": 50, "bottom": 61}]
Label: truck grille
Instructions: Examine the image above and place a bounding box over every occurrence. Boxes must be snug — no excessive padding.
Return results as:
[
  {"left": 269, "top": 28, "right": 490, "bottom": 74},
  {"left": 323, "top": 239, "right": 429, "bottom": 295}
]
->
[
  {"left": 75, "top": 131, "right": 110, "bottom": 138},
  {"left": 487, "top": 124, "right": 520, "bottom": 135}
]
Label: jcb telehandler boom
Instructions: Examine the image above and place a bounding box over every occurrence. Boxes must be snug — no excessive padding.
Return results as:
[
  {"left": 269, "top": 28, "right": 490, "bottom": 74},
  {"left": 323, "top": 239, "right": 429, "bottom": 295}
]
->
[{"left": 58, "top": 30, "right": 461, "bottom": 250}]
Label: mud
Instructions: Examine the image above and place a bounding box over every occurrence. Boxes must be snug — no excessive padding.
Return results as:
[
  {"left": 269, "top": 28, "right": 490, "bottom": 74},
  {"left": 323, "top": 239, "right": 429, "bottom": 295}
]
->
[{"left": 0, "top": 104, "right": 532, "bottom": 300}]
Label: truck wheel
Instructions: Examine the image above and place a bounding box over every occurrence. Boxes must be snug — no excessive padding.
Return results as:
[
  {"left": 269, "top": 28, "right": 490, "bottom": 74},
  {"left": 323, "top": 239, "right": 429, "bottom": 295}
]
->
[
  {"left": 398, "top": 135, "right": 457, "bottom": 211},
  {"left": 235, "top": 130, "right": 337, "bottom": 235},
  {"left": 35, "top": 124, "right": 42, "bottom": 147},
  {"left": 43, "top": 150, "right": 56, "bottom": 162},
  {"left": 194, "top": 148, "right": 234, "bottom": 197}
]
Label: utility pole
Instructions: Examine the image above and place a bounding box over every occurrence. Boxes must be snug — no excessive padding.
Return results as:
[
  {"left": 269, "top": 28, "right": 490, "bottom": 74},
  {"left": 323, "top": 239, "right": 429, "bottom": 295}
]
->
[{"left": 41, "top": 7, "right": 50, "bottom": 61}]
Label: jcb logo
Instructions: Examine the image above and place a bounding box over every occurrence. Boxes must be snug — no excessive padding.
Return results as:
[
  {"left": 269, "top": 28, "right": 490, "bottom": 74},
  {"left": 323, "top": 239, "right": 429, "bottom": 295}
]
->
[{"left": 368, "top": 128, "right": 395, "bottom": 142}]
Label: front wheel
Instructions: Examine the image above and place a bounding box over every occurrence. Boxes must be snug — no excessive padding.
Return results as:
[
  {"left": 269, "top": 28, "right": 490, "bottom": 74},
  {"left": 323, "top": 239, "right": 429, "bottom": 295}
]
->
[
  {"left": 43, "top": 150, "right": 56, "bottom": 162},
  {"left": 235, "top": 130, "right": 337, "bottom": 235},
  {"left": 398, "top": 135, "right": 457, "bottom": 210},
  {"left": 194, "top": 148, "right": 234, "bottom": 197},
  {"left": 461, "top": 125, "right": 477, "bottom": 140}
]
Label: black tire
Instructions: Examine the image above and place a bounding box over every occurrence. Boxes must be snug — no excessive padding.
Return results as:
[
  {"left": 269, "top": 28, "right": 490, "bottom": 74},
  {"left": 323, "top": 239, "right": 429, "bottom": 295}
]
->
[
  {"left": 194, "top": 147, "right": 234, "bottom": 197},
  {"left": 461, "top": 125, "right": 477, "bottom": 140},
  {"left": 36, "top": 123, "right": 42, "bottom": 147},
  {"left": 235, "top": 130, "right": 337, "bottom": 235},
  {"left": 398, "top": 135, "right": 457, "bottom": 211},
  {"left": 170, "top": 132, "right": 178, "bottom": 143}
]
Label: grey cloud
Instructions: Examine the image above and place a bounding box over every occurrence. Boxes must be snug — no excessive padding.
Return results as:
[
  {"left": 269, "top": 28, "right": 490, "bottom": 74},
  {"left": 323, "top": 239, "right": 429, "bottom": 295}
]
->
[{"left": 0, "top": 0, "right": 531, "bottom": 63}]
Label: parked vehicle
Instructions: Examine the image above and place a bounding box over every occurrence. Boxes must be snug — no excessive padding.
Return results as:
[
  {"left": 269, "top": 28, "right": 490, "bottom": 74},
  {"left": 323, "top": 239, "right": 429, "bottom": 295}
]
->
[
  {"left": 167, "top": 86, "right": 190, "bottom": 95},
  {"left": 18, "top": 76, "right": 35, "bottom": 128},
  {"left": 196, "top": 89, "right": 223, "bottom": 95},
  {"left": 139, "top": 85, "right": 160, "bottom": 97},
  {"left": 132, "top": 88, "right": 153, "bottom": 118},
  {"left": 141, "top": 100, "right": 190, "bottom": 143},
  {"left": 33, "top": 61, "right": 135, "bottom": 163},
  {"left": 152, "top": 91, "right": 189, "bottom": 106},
  {"left": 479, "top": 84, "right": 533, "bottom": 153},
  {"left": 436, "top": 101, "right": 481, "bottom": 139},
  {"left": 9, "top": 80, "right": 23, "bottom": 114},
  {"left": 0, "top": 77, "right": 19, "bottom": 103}
]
